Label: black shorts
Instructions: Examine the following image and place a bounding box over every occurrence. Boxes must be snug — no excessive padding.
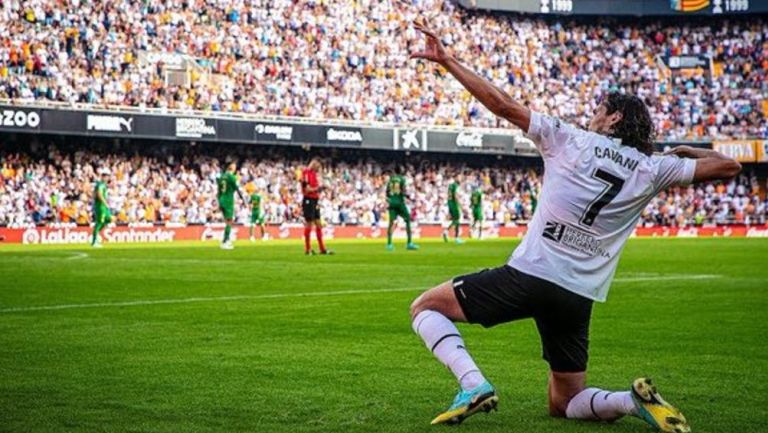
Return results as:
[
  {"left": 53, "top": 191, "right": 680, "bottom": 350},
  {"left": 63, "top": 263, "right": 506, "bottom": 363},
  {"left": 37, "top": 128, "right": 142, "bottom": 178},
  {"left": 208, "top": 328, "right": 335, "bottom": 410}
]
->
[
  {"left": 453, "top": 265, "right": 593, "bottom": 373},
  {"left": 302, "top": 197, "right": 320, "bottom": 221}
]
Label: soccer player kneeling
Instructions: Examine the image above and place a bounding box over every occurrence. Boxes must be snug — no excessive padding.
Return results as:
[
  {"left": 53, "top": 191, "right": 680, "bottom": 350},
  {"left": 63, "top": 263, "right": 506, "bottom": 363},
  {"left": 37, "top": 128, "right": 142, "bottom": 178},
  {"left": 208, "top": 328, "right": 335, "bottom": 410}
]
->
[{"left": 409, "top": 19, "right": 741, "bottom": 431}]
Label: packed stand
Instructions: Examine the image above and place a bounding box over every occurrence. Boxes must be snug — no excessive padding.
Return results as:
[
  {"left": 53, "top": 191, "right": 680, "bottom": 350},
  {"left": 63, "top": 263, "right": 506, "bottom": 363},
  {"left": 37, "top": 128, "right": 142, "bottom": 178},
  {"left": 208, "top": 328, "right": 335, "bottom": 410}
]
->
[
  {"left": 0, "top": 143, "right": 543, "bottom": 227},
  {"left": 0, "top": 1, "right": 765, "bottom": 140},
  {"left": 1, "top": 144, "right": 765, "bottom": 228}
]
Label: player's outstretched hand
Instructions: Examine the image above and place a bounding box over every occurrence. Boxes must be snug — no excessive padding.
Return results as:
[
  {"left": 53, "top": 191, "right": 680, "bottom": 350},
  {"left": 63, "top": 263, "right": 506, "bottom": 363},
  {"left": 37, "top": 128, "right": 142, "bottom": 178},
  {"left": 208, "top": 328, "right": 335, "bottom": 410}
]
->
[{"left": 410, "top": 19, "right": 450, "bottom": 66}]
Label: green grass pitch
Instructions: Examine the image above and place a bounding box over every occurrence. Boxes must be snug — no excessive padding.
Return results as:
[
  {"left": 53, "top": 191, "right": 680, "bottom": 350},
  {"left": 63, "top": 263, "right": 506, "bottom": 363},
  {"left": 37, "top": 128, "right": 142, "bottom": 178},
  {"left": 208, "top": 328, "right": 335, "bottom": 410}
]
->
[{"left": 1, "top": 238, "right": 767, "bottom": 433}]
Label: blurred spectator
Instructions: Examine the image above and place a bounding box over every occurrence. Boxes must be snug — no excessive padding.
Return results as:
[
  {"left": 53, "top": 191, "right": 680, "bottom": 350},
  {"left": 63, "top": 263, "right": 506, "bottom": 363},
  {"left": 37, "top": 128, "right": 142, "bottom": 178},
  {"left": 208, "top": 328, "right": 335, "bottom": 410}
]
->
[
  {"left": 1, "top": 142, "right": 763, "bottom": 227},
  {"left": 0, "top": 1, "right": 764, "bottom": 139}
]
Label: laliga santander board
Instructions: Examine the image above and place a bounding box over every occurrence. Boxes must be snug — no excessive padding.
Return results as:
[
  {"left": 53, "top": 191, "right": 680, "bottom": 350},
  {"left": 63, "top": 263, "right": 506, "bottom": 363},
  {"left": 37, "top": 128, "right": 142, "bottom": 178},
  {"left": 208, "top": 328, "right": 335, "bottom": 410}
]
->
[{"left": 0, "top": 224, "right": 766, "bottom": 245}]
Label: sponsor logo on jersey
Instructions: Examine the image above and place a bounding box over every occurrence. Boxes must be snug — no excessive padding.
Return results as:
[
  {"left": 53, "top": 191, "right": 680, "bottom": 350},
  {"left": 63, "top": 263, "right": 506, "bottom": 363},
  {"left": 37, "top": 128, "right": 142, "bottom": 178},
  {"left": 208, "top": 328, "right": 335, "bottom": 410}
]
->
[
  {"left": 176, "top": 118, "right": 216, "bottom": 138},
  {"left": 543, "top": 221, "right": 565, "bottom": 242},
  {"left": 87, "top": 115, "right": 133, "bottom": 132},
  {"left": 326, "top": 128, "right": 362, "bottom": 142},
  {"left": 543, "top": 220, "right": 608, "bottom": 257},
  {"left": 1, "top": 109, "right": 41, "bottom": 128},
  {"left": 255, "top": 123, "right": 293, "bottom": 141},
  {"left": 456, "top": 131, "right": 483, "bottom": 148}
]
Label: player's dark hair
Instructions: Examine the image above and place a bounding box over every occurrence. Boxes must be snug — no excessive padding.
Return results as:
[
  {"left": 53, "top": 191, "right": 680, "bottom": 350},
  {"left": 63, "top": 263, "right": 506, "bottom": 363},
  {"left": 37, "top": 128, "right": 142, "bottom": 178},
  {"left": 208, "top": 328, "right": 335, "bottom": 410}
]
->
[
  {"left": 603, "top": 93, "right": 656, "bottom": 156},
  {"left": 393, "top": 165, "right": 403, "bottom": 175}
]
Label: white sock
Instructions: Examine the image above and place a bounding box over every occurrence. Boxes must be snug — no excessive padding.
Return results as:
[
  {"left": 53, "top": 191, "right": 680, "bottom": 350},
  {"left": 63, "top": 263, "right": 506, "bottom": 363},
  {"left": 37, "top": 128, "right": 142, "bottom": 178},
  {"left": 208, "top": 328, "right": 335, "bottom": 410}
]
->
[
  {"left": 565, "top": 388, "right": 637, "bottom": 421},
  {"left": 412, "top": 310, "right": 486, "bottom": 391}
]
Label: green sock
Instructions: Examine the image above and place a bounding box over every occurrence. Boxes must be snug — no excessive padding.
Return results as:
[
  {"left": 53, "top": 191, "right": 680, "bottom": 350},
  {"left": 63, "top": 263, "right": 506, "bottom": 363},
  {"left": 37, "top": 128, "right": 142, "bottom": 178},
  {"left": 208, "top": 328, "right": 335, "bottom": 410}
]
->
[
  {"left": 387, "top": 222, "right": 393, "bottom": 245},
  {"left": 454, "top": 223, "right": 460, "bottom": 238},
  {"left": 92, "top": 223, "right": 101, "bottom": 245},
  {"left": 224, "top": 224, "right": 231, "bottom": 243},
  {"left": 406, "top": 220, "right": 412, "bottom": 244}
]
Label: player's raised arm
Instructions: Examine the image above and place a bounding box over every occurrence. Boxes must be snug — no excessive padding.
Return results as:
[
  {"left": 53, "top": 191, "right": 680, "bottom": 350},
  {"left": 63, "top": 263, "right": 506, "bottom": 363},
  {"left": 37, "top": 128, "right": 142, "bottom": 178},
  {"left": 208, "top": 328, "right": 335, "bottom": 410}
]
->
[
  {"left": 664, "top": 145, "right": 742, "bottom": 183},
  {"left": 410, "top": 20, "right": 531, "bottom": 132}
]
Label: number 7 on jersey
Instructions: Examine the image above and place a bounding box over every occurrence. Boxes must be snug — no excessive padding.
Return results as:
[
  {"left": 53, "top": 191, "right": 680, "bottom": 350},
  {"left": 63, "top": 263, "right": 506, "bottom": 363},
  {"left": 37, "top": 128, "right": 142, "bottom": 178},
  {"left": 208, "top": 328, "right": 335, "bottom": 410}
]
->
[{"left": 580, "top": 169, "right": 625, "bottom": 227}]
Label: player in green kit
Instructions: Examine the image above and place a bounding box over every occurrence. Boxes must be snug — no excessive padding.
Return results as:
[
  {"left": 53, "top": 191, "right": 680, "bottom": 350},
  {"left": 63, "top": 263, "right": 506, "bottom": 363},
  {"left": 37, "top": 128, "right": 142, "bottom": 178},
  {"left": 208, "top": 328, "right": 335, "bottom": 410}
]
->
[
  {"left": 386, "top": 166, "right": 419, "bottom": 251},
  {"left": 443, "top": 175, "right": 464, "bottom": 244},
  {"left": 90, "top": 169, "right": 112, "bottom": 248},
  {"left": 249, "top": 191, "right": 267, "bottom": 242},
  {"left": 217, "top": 162, "right": 246, "bottom": 250},
  {"left": 470, "top": 187, "right": 484, "bottom": 240}
]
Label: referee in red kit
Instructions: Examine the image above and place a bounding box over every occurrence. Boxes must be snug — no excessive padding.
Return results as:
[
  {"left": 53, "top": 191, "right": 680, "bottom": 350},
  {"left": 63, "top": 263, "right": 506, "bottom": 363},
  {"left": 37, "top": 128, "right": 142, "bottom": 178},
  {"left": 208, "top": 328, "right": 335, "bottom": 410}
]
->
[{"left": 301, "top": 158, "right": 333, "bottom": 255}]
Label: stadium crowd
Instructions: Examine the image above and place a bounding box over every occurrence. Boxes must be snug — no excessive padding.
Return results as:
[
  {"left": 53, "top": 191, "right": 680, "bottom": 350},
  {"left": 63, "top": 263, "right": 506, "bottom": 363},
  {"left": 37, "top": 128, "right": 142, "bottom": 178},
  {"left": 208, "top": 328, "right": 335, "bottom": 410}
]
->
[
  {"left": 0, "top": 0, "right": 765, "bottom": 140},
  {"left": 1, "top": 144, "right": 765, "bottom": 228}
]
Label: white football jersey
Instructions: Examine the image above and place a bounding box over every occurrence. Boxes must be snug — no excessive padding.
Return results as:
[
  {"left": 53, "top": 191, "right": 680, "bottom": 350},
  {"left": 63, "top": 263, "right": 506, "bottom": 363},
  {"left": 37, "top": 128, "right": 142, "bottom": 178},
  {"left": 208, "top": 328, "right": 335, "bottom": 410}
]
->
[{"left": 508, "top": 112, "right": 696, "bottom": 302}]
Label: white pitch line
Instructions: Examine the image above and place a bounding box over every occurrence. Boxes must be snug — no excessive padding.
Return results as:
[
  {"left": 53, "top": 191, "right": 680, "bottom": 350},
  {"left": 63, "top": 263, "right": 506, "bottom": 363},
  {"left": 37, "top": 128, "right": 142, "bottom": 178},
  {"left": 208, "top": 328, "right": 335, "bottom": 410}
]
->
[
  {"left": 0, "top": 287, "right": 423, "bottom": 314},
  {"left": 0, "top": 274, "right": 721, "bottom": 314},
  {"left": 65, "top": 252, "right": 89, "bottom": 260}
]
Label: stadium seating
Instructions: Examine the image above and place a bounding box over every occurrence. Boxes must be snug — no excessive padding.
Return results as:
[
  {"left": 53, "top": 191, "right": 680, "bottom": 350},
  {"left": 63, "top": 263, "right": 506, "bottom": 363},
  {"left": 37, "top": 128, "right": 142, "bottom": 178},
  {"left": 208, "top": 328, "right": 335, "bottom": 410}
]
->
[
  {"left": 0, "top": 144, "right": 763, "bottom": 227},
  {"left": 0, "top": 1, "right": 765, "bottom": 140}
]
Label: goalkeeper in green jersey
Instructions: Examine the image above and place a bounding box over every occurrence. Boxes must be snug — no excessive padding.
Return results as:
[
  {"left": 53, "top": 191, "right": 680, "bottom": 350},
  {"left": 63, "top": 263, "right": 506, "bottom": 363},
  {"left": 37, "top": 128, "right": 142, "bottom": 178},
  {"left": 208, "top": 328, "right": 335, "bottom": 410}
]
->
[
  {"left": 470, "top": 187, "right": 484, "bottom": 240},
  {"left": 217, "top": 162, "right": 246, "bottom": 250},
  {"left": 90, "top": 169, "right": 112, "bottom": 248},
  {"left": 443, "top": 175, "right": 464, "bottom": 244},
  {"left": 386, "top": 166, "right": 419, "bottom": 251},
  {"left": 249, "top": 191, "right": 267, "bottom": 242}
]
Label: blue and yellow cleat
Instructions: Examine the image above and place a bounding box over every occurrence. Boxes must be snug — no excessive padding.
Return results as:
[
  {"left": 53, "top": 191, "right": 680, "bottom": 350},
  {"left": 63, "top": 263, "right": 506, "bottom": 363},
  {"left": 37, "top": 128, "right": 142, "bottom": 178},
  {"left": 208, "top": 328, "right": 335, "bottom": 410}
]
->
[
  {"left": 430, "top": 381, "right": 498, "bottom": 425},
  {"left": 386, "top": 244, "right": 395, "bottom": 251},
  {"left": 631, "top": 378, "right": 690, "bottom": 433},
  {"left": 406, "top": 242, "right": 420, "bottom": 250}
]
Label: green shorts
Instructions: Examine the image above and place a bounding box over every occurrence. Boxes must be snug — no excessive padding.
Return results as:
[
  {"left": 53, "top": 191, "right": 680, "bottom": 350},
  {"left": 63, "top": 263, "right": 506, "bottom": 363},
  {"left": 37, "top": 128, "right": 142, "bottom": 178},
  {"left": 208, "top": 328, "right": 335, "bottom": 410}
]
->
[
  {"left": 472, "top": 207, "right": 483, "bottom": 222},
  {"left": 388, "top": 202, "right": 410, "bottom": 222},
  {"left": 448, "top": 202, "right": 460, "bottom": 222},
  {"left": 219, "top": 199, "right": 234, "bottom": 220},
  {"left": 250, "top": 210, "right": 265, "bottom": 224},
  {"left": 93, "top": 206, "right": 112, "bottom": 225}
]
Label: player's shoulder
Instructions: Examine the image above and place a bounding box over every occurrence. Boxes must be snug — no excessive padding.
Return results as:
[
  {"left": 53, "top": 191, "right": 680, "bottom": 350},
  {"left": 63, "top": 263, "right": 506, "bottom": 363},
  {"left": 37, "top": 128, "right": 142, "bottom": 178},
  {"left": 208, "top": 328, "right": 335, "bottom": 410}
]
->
[{"left": 530, "top": 111, "right": 587, "bottom": 136}]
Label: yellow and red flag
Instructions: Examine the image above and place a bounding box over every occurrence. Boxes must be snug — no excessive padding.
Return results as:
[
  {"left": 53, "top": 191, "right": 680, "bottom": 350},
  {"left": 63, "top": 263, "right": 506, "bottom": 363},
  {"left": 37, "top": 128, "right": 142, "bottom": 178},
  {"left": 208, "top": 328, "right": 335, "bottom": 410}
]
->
[{"left": 670, "top": 0, "right": 710, "bottom": 12}]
